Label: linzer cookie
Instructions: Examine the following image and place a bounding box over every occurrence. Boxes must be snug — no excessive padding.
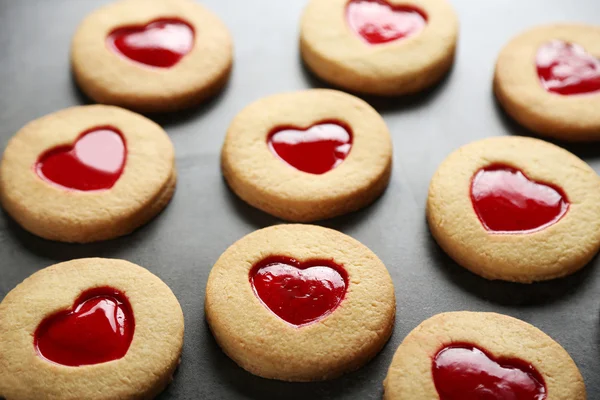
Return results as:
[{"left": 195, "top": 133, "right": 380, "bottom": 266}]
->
[
  {"left": 383, "top": 312, "right": 586, "bottom": 399},
  {"left": 72, "top": 0, "right": 233, "bottom": 112},
  {"left": 221, "top": 89, "right": 392, "bottom": 222},
  {"left": 205, "top": 224, "right": 396, "bottom": 381},
  {"left": 0, "top": 258, "right": 184, "bottom": 400},
  {"left": 427, "top": 136, "right": 600, "bottom": 283},
  {"left": 0, "top": 105, "right": 176, "bottom": 243},
  {"left": 495, "top": 24, "right": 600, "bottom": 140},
  {"left": 300, "top": 0, "right": 459, "bottom": 95}
]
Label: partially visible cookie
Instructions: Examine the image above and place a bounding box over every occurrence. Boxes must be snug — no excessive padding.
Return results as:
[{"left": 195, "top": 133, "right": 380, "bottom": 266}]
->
[
  {"left": 427, "top": 136, "right": 600, "bottom": 282},
  {"left": 0, "top": 258, "right": 184, "bottom": 400},
  {"left": 300, "top": 0, "right": 459, "bottom": 96},
  {"left": 205, "top": 224, "right": 396, "bottom": 381},
  {"left": 495, "top": 24, "right": 600, "bottom": 141},
  {"left": 72, "top": 0, "right": 233, "bottom": 112},
  {"left": 384, "top": 312, "right": 586, "bottom": 399},
  {"left": 221, "top": 89, "right": 392, "bottom": 222},
  {"left": 0, "top": 105, "right": 176, "bottom": 243}
]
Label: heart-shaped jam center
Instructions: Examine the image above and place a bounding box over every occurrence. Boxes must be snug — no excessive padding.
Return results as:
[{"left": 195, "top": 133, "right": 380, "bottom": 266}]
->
[
  {"left": 433, "top": 345, "right": 547, "bottom": 400},
  {"left": 537, "top": 40, "right": 600, "bottom": 95},
  {"left": 346, "top": 0, "right": 427, "bottom": 45},
  {"left": 471, "top": 165, "right": 569, "bottom": 233},
  {"left": 107, "top": 18, "right": 194, "bottom": 68},
  {"left": 267, "top": 121, "right": 352, "bottom": 175},
  {"left": 250, "top": 256, "right": 348, "bottom": 326},
  {"left": 36, "top": 127, "right": 126, "bottom": 191},
  {"left": 34, "top": 287, "right": 134, "bottom": 367}
]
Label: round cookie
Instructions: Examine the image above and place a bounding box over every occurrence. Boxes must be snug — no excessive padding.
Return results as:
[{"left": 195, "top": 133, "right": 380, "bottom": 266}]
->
[
  {"left": 205, "top": 224, "right": 396, "bottom": 381},
  {"left": 0, "top": 105, "right": 176, "bottom": 243},
  {"left": 495, "top": 24, "right": 600, "bottom": 141},
  {"left": 0, "top": 258, "right": 184, "bottom": 400},
  {"left": 72, "top": 0, "right": 233, "bottom": 113},
  {"left": 300, "top": 0, "right": 459, "bottom": 96},
  {"left": 221, "top": 89, "right": 392, "bottom": 222},
  {"left": 426, "top": 136, "right": 600, "bottom": 283},
  {"left": 383, "top": 312, "right": 586, "bottom": 399}
]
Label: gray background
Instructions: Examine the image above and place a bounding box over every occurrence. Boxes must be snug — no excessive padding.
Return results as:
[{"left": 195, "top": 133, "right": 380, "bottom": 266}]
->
[{"left": 1, "top": 0, "right": 600, "bottom": 399}]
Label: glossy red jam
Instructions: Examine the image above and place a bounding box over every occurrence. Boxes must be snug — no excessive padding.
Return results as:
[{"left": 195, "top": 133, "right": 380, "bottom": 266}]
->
[
  {"left": 36, "top": 127, "right": 126, "bottom": 191},
  {"left": 267, "top": 121, "right": 352, "bottom": 175},
  {"left": 471, "top": 165, "right": 568, "bottom": 233},
  {"left": 346, "top": 0, "right": 427, "bottom": 45},
  {"left": 250, "top": 256, "right": 348, "bottom": 326},
  {"left": 537, "top": 40, "right": 600, "bottom": 95},
  {"left": 107, "top": 19, "right": 194, "bottom": 68},
  {"left": 433, "top": 344, "right": 547, "bottom": 400},
  {"left": 35, "top": 287, "right": 134, "bottom": 367}
]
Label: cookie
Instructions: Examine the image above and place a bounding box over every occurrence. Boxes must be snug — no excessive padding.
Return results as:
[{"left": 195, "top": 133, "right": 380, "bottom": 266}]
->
[
  {"left": 0, "top": 258, "right": 184, "bottom": 400},
  {"left": 426, "top": 136, "right": 600, "bottom": 283},
  {"left": 383, "top": 312, "right": 586, "bottom": 399},
  {"left": 0, "top": 105, "right": 176, "bottom": 243},
  {"left": 205, "top": 224, "right": 396, "bottom": 381},
  {"left": 221, "top": 89, "right": 392, "bottom": 222},
  {"left": 300, "top": 0, "right": 459, "bottom": 96},
  {"left": 495, "top": 24, "right": 600, "bottom": 141},
  {"left": 72, "top": 0, "right": 233, "bottom": 113}
]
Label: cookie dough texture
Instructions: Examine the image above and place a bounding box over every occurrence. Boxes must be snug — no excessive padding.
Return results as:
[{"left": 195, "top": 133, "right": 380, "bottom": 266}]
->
[
  {"left": 383, "top": 312, "right": 586, "bottom": 399},
  {"left": 205, "top": 224, "right": 396, "bottom": 381},
  {"left": 427, "top": 136, "right": 600, "bottom": 283},
  {"left": 300, "top": 0, "right": 459, "bottom": 96},
  {"left": 0, "top": 258, "right": 184, "bottom": 400},
  {"left": 221, "top": 89, "right": 392, "bottom": 222},
  {"left": 0, "top": 105, "right": 176, "bottom": 243},
  {"left": 495, "top": 24, "right": 600, "bottom": 141},
  {"left": 72, "top": 0, "right": 233, "bottom": 112}
]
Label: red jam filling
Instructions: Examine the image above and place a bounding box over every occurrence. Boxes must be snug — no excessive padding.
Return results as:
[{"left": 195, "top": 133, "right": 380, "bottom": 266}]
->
[
  {"left": 250, "top": 256, "right": 348, "bottom": 326},
  {"left": 471, "top": 165, "right": 569, "bottom": 233},
  {"left": 267, "top": 121, "right": 352, "bottom": 175},
  {"left": 433, "top": 344, "right": 547, "bottom": 400},
  {"left": 107, "top": 18, "right": 194, "bottom": 68},
  {"left": 537, "top": 40, "right": 600, "bottom": 95},
  {"left": 34, "top": 287, "right": 134, "bottom": 367},
  {"left": 346, "top": 0, "right": 427, "bottom": 45},
  {"left": 36, "top": 127, "right": 126, "bottom": 191}
]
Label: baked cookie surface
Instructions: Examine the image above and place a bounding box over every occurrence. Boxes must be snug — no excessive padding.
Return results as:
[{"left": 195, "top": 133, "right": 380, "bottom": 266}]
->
[
  {"left": 72, "top": 0, "right": 233, "bottom": 112},
  {"left": 221, "top": 89, "right": 392, "bottom": 222},
  {"left": 427, "top": 136, "right": 600, "bottom": 283},
  {"left": 300, "top": 0, "right": 459, "bottom": 96},
  {"left": 205, "top": 224, "right": 396, "bottom": 381},
  {"left": 383, "top": 312, "right": 586, "bottom": 400},
  {"left": 0, "top": 105, "right": 176, "bottom": 243},
  {"left": 0, "top": 258, "right": 184, "bottom": 400},
  {"left": 495, "top": 24, "right": 600, "bottom": 141}
]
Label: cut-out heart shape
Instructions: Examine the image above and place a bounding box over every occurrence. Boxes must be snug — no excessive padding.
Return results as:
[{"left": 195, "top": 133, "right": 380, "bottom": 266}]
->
[
  {"left": 346, "top": 0, "right": 427, "bottom": 45},
  {"left": 107, "top": 18, "right": 194, "bottom": 68},
  {"left": 250, "top": 256, "right": 348, "bottom": 326},
  {"left": 36, "top": 127, "right": 126, "bottom": 191},
  {"left": 537, "top": 40, "right": 600, "bottom": 95},
  {"left": 433, "top": 345, "right": 547, "bottom": 400},
  {"left": 267, "top": 121, "right": 352, "bottom": 175},
  {"left": 34, "top": 287, "right": 135, "bottom": 367},
  {"left": 470, "top": 165, "right": 569, "bottom": 233}
]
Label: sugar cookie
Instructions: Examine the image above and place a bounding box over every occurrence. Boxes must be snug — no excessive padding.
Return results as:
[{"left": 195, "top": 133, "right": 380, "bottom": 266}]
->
[
  {"left": 205, "top": 224, "right": 396, "bottom": 381},
  {"left": 0, "top": 258, "right": 184, "bottom": 400},
  {"left": 384, "top": 312, "right": 586, "bottom": 399},
  {"left": 221, "top": 89, "right": 392, "bottom": 222},
  {"left": 300, "top": 0, "right": 459, "bottom": 96},
  {"left": 72, "top": 0, "right": 233, "bottom": 112},
  {"left": 495, "top": 24, "right": 600, "bottom": 141},
  {"left": 427, "top": 136, "right": 600, "bottom": 282},
  {"left": 0, "top": 105, "right": 176, "bottom": 243}
]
